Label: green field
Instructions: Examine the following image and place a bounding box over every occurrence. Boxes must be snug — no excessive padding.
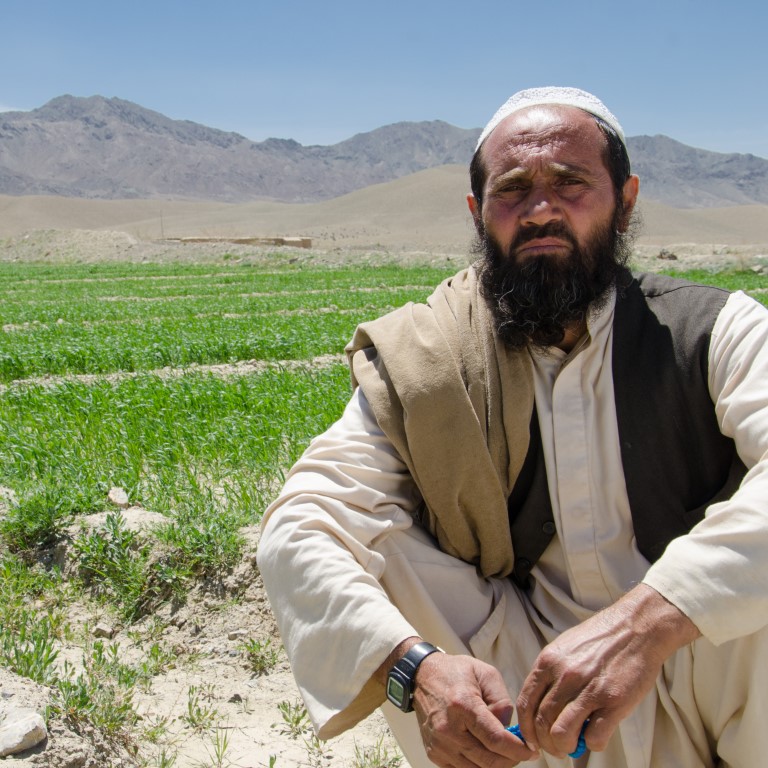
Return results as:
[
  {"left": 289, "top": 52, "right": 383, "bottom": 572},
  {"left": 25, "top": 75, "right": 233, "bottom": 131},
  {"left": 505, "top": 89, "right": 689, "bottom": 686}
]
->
[
  {"left": 1, "top": 260, "right": 766, "bottom": 559},
  {"left": 0, "top": 259, "right": 460, "bottom": 758},
  {"left": 0, "top": 263, "right": 445, "bottom": 380},
  {"left": 0, "top": 261, "right": 457, "bottom": 608}
]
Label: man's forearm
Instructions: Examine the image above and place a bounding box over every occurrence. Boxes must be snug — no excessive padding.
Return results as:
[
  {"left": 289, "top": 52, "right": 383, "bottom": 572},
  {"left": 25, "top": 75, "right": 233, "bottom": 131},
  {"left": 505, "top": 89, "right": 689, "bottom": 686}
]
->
[
  {"left": 373, "top": 635, "right": 423, "bottom": 686},
  {"left": 613, "top": 583, "right": 701, "bottom": 657}
]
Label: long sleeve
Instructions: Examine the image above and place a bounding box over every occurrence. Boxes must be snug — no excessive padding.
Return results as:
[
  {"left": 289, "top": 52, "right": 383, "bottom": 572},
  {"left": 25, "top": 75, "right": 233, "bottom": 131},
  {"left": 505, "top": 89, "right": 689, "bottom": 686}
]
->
[
  {"left": 257, "top": 388, "right": 422, "bottom": 737},
  {"left": 643, "top": 291, "right": 768, "bottom": 645}
]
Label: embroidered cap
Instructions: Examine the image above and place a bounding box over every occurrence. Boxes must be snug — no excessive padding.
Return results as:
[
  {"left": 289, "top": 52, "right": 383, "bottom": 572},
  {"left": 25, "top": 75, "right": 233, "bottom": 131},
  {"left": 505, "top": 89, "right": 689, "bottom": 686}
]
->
[{"left": 476, "top": 86, "right": 625, "bottom": 152}]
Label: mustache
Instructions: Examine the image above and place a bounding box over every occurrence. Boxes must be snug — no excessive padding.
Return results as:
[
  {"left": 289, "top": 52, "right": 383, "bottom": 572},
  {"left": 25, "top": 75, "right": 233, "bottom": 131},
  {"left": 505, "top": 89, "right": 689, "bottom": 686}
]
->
[{"left": 511, "top": 222, "right": 578, "bottom": 251}]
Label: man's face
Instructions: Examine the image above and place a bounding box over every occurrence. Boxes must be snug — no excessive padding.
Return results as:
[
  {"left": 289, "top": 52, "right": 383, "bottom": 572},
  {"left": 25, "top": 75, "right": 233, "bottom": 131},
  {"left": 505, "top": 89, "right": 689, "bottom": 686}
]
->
[
  {"left": 468, "top": 105, "right": 639, "bottom": 349},
  {"left": 470, "top": 105, "right": 627, "bottom": 261}
]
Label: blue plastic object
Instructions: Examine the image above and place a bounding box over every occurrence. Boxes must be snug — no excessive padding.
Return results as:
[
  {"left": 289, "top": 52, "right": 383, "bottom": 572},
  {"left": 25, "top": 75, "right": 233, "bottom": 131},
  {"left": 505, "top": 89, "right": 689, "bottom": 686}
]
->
[{"left": 507, "top": 722, "right": 587, "bottom": 759}]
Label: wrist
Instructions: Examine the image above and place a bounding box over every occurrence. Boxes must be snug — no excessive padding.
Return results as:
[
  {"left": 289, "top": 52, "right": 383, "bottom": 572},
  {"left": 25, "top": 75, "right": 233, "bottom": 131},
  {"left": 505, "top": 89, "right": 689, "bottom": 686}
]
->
[
  {"left": 375, "top": 636, "right": 422, "bottom": 686},
  {"left": 623, "top": 584, "right": 701, "bottom": 657},
  {"left": 385, "top": 641, "right": 442, "bottom": 713}
]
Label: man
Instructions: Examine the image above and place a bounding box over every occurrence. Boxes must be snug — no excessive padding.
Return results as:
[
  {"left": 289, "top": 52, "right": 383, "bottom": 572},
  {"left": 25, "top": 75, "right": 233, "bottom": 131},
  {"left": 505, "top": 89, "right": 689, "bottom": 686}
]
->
[{"left": 257, "top": 87, "right": 768, "bottom": 767}]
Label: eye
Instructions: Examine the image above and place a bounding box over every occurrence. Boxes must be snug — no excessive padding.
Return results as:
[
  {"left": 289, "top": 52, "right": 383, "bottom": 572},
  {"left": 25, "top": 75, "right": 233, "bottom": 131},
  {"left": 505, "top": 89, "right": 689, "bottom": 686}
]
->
[{"left": 495, "top": 181, "right": 528, "bottom": 196}]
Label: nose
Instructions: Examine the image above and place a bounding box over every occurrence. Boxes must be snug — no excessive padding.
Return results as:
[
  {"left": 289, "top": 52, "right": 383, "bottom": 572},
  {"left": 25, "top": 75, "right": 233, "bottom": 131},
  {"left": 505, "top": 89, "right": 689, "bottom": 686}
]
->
[{"left": 521, "top": 185, "right": 561, "bottom": 226}]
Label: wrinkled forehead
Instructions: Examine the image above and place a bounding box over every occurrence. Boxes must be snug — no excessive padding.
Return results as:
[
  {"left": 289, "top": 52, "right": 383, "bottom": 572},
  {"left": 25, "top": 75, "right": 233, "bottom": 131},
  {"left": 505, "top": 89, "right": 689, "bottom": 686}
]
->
[{"left": 481, "top": 104, "right": 608, "bottom": 168}]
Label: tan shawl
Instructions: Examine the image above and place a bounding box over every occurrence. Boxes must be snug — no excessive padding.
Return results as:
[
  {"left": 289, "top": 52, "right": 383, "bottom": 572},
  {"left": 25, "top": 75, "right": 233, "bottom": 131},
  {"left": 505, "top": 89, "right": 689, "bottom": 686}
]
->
[{"left": 345, "top": 266, "right": 534, "bottom": 578}]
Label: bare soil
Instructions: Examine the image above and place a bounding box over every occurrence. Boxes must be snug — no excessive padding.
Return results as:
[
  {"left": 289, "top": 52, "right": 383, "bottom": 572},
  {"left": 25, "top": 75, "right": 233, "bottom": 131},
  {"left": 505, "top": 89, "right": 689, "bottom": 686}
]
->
[
  {"left": 1, "top": 519, "right": 398, "bottom": 768},
  {"left": 2, "top": 227, "right": 767, "bottom": 273}
]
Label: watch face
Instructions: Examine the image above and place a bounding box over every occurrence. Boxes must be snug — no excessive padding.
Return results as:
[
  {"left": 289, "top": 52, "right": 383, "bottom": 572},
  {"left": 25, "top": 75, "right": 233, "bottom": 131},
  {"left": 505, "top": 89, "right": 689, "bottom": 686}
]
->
[{"left": 386, "top": 676, "right": 406, "bottom": 706}]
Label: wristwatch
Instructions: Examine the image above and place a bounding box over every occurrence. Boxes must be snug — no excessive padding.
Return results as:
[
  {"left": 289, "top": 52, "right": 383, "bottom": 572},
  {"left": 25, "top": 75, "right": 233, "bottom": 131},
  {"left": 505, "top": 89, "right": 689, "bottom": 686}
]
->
[{"left": 385, "top": 641, "right": 441, "bottom": 712}]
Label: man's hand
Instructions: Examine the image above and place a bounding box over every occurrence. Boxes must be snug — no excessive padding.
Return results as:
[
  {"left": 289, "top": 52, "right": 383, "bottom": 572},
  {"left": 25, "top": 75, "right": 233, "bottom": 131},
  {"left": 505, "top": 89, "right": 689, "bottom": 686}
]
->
[
  {"left": 412, "top": 652, "right": 538, "bottom": 767},
  {"left": 515, "top": 584, "right": 701, "bottom": 758}
]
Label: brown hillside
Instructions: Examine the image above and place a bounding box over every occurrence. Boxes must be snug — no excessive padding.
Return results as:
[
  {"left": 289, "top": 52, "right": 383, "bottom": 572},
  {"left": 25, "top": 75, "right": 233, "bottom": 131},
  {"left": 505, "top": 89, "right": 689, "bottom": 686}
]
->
[{"left": 2, "top": 166, "right": 768, "bottom": 255}]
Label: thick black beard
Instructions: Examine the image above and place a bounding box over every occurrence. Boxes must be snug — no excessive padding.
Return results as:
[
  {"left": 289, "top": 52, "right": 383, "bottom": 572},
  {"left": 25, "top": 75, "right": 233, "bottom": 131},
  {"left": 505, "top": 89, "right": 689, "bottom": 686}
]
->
[{"left": 474, "top": 213, "right": 631, "bottom": 350}]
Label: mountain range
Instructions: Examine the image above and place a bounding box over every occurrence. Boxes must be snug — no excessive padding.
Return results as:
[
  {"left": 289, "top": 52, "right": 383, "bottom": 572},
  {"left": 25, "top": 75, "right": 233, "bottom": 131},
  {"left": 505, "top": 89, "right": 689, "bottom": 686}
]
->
[{"left": 1, "top": 95, "right": 767, "bottom": 208}]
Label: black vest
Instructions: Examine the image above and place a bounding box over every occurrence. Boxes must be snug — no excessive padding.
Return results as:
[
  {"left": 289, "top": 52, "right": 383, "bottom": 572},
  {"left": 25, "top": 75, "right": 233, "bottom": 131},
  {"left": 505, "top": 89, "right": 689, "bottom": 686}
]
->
[{"left": 508, "top": 272, "right": 747, "bottom": 587}]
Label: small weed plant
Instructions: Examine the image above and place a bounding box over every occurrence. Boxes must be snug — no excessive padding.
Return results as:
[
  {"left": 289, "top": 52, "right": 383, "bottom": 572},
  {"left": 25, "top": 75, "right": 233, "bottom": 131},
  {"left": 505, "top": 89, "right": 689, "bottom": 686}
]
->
[
  {"left": 182, "top": 685, "right": 219, "bottom": 732},
  {"left": 139, "top": 641, "right": 177, "bottom": 683},
  {"left": 51, "top": 645, "right": 139, "bottom": 746},
  {"left": 149, "top": 748, "right": 178, "bottom": 767},
  {"left": 0, "top": 616, "right": 59, "bottom": 684},
  {"left": 193, "top": 727, "right": 233, "bottom": 768},
  {"left": 0, "top": 554, "right": 63, "bottom": 684},
  {"left": 353, "top": 734, "right": 404, "bottom": 767},
  {"left": 241, "top": 636, "right": 280, "bottom": 675},
  {"left": 274, "top": 699, "right": 312, "bottom": 740},
  {"left": 0, "top": 482, "right": 95, "bottom": 552},
  {"left": 73, "top": 511, "right": 154, "bottom": 620},
  {"left": 303, "top": 733, "right": 333, "bottom": 768}
]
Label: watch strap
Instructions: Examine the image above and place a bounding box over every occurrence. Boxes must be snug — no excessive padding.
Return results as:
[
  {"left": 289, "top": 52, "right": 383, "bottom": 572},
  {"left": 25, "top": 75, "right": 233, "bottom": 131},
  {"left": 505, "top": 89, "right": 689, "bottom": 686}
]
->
[
  {"left": 386, "top": 641, "right": 441, "bottom": 712},
  {"left": 397, "top": 641, "right": 440, "bottom": 674}
]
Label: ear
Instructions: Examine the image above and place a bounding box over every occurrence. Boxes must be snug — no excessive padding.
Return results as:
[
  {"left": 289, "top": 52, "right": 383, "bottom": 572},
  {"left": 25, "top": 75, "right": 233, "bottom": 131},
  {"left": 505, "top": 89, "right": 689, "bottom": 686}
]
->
[
  {"left": 467, "top": 193, "right": 482, "bottom": 232},
  {"left": 618, "top": 175, "right": 640, "bottom": 232}
]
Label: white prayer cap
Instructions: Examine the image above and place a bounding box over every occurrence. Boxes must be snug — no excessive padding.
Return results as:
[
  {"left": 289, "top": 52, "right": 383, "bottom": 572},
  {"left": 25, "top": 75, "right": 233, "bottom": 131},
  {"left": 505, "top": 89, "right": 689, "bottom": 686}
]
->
[{"left": 475, "top": 86, "right": 626, "bottom": 152}]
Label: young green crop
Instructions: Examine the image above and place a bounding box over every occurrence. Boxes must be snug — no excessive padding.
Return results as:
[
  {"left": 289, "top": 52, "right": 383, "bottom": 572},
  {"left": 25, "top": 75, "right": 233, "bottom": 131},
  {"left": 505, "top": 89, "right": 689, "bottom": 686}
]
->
[
  {"left": 658, "top": 268, "right": 768, "bottom": 308},
  {"left": 0, "top": 311, "right": 368, "bottom": 381},
  {"left": 0, "top": 262, "right": 453, "bottom": 304},
  {"left": 0, "top": 364, "right": 350, "bottom": 516},
  {"left": 0, "top": 286, "right": 435, "bottom": 325},
  {"left": 0, "top": 262, "right": 458, "bottom": 382}
]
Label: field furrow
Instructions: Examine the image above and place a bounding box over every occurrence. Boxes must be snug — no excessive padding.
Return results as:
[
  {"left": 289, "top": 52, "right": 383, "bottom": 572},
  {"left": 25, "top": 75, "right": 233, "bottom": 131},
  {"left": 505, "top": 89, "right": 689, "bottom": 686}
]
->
[{"left": 0, "top": 352, "right": 346, "bottom": 391}]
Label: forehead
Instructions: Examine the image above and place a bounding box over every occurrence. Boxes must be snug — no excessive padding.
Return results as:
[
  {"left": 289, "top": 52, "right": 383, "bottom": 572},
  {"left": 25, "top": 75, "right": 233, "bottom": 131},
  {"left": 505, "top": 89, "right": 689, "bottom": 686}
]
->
[{"left": 481, "top": 105, "right": 609, "bottom": 177}]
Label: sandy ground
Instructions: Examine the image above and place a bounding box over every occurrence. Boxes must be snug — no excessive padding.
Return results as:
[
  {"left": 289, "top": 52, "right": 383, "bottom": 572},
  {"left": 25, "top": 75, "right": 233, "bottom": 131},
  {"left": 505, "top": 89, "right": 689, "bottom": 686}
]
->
[{"left": 0, "top": 508, "right": 401, "bottom": 768}]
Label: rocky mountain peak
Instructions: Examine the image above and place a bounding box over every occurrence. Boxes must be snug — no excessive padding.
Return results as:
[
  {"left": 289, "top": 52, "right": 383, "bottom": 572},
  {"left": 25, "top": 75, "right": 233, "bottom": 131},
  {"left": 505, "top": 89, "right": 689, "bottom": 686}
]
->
[{"left": 1, "top": 95, "right": 767, "bottom": 207}]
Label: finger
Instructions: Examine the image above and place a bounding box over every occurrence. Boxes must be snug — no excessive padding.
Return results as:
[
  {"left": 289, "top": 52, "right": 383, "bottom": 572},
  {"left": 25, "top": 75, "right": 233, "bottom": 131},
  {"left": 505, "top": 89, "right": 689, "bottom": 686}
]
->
[
  {"left": 581, "top": 708, "right": 624, "bottom": 753},
  {"left": 506, "top": 724, "right": 542, "bottom": 760},
  {"left": 419, "top": 705, "right": 521, "bottom": 767},
  {"left": 468, "top": 712, "right": 538, "bottom": 763},
  {"left": 420, "top": 724, "right": 480, "bottom": 768},
  {"left": 423, "top": 745, "right": 478, "bottom": 768},
  {"left": 549, "top": 701, "right": 592, "bottom": 757},
  {"left": 460, "top": 738, "right": 527, "bottom": 768},
  {"left": 486, "top": 696, "right": 514, "bottom": 728},
  {"left": 426, "top": 729, "right": 526, "bottom": 768},
  {"left": 474, "top": 663, "right": 514, "bottom": 724},
  {"left": 515, "top": 667, "right": 552, "bottom": 749},
  {"left": 530, "top": 680, "right": 592, "bottom": 756}
]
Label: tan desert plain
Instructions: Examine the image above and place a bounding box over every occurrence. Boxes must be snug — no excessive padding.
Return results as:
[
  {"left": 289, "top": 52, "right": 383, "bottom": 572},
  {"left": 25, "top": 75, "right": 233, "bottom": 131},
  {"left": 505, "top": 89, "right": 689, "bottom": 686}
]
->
[{"left": 2, "top": 165, "right": 768, "bottom": 265}]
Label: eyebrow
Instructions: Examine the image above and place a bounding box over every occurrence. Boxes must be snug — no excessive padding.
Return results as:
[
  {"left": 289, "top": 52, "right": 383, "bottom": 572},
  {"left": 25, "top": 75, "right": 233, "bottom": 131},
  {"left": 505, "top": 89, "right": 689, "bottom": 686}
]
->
[
  {"left": 548, "top": 161, "right": 594, "bottom": 177},
  {"left": 489, "top": 161, "right": 595, "bottom": 191}
]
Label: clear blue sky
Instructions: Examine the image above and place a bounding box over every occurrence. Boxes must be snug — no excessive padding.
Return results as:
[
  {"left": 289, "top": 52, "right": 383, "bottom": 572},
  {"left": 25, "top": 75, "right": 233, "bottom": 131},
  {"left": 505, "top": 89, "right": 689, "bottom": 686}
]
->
[{"left": 3, "top": 0, "right": 767, "bottom": 158}]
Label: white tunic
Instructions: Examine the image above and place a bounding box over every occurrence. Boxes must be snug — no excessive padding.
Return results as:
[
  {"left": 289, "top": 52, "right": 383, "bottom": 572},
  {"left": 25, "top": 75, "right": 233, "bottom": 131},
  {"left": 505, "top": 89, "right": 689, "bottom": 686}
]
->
[{"left": 258, "top": 288, "right": 768, "bottom": 766}]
